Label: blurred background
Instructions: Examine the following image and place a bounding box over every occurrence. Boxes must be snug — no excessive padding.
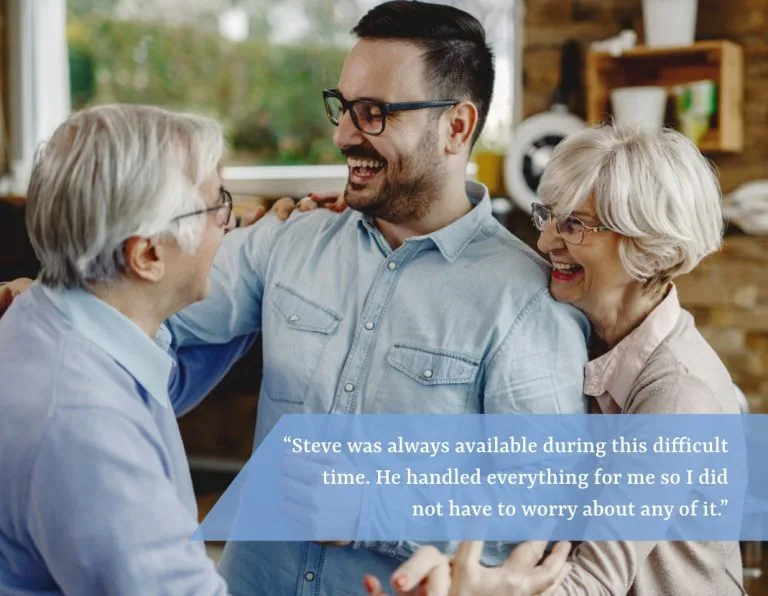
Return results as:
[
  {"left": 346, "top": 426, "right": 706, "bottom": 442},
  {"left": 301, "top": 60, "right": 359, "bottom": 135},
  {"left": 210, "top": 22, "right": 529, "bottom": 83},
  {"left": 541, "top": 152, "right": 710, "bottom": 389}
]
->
[
  {"left": 63, "top": 0, "right": 519, "bottom": 167},
  {"left": 0, "top": 0, "right": 766, "bottom": 590}
]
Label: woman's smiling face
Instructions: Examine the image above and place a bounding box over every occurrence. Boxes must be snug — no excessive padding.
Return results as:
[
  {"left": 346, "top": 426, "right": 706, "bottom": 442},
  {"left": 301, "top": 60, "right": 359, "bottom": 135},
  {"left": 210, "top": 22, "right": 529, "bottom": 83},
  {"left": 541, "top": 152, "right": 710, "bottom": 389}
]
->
[
  {"left": 535, "top": 196, "right": 635, "bottom": 314},
  {"left": 532, "top": 124, "right": 726, "bottom": 337}
]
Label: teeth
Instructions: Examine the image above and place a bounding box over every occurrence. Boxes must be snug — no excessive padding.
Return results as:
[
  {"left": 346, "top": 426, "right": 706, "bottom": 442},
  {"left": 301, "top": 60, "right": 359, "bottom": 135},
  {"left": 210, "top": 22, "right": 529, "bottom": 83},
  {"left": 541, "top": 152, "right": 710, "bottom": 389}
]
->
[
  {"left": 552, "top": 262, "right": 581, "bottom": 272},
  {"left": 347, "top": 158, "right": 384, "bottom": 169}
]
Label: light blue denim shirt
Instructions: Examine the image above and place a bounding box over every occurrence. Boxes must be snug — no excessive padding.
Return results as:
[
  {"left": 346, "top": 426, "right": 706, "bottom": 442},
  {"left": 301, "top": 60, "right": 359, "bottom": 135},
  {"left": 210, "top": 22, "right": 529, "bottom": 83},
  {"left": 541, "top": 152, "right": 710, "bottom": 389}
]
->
[
  {"left": 168, "top": 181, "right": 590, "bottom": 595},
  {"left": 0, "top": 283, "right": 229, "bottom": 595}
]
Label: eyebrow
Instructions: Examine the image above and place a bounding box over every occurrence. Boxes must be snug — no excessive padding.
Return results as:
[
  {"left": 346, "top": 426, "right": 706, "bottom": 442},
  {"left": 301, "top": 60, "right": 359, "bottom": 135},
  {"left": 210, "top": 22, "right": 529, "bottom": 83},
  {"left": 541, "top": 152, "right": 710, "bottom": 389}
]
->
[
  {"left": 334, "top": 88, "right": 388, "bottom": 104},
  {"left": 352, "top": 94, "right": 387, "bottom": 104}
]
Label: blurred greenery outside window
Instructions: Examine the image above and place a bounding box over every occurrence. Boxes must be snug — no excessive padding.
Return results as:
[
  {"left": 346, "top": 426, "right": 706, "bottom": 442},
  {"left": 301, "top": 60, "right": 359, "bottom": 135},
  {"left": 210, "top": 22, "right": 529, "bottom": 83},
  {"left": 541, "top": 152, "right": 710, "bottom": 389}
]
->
[{"left": 66, "top": 0, "right": 518, "bottom": 168}]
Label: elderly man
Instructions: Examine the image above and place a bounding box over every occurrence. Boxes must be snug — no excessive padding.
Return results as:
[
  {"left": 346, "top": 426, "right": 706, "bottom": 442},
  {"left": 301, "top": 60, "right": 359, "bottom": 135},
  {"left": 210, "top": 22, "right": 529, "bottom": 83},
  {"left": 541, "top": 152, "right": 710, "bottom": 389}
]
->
[
  {"left": 164, "top": 1, "right": 590, "bottom": 594},
  {"left": 0, "top": 104, "right": 255, "bottom": 594}
]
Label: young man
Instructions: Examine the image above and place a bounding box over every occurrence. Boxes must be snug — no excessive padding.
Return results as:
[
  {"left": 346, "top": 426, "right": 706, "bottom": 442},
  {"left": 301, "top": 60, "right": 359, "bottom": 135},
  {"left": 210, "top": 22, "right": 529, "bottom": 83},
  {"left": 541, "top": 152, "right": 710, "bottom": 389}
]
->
[
  {"left": 0, "top": 105, "right": 570, "bottom": 596},
  {"left": 167, "top": 1, "right": 590, "bottom": 594}
]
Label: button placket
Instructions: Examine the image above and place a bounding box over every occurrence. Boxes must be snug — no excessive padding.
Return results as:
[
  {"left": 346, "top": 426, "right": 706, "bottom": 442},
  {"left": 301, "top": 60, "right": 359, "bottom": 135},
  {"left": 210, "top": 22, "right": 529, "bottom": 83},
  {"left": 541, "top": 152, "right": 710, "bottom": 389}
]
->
[
  {"left": 330, "top": 244, "right": 415, "bottom": 414},
  {"left": 299, "top": 542, "right": 324, "bottom": 594}
]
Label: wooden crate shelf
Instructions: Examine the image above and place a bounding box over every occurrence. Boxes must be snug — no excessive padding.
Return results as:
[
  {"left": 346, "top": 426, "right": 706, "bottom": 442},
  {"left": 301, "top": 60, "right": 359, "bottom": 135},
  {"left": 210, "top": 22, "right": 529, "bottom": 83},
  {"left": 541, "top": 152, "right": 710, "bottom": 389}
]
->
[{"left": 586, "top": 40, "right": 744, "bottom": 153}]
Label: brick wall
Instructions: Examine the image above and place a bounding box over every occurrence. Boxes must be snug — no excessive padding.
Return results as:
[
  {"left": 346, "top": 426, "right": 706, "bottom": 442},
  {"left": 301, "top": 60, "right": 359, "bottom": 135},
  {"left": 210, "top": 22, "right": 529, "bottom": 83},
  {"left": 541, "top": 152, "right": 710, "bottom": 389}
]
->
[
  {"left": 523, "top": 0, "right": 768, "bottom": 411},
  {"left": 677, "top": 237, "right": 768, "bottom": 412},
  {"left": 523, "top": 0, "right": 768, "bottom": 192}
]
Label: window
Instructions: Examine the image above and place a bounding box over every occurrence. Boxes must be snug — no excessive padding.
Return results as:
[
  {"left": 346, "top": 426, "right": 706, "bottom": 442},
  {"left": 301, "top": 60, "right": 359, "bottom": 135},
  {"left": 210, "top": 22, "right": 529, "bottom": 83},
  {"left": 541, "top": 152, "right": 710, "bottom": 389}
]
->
[
  {"left": 2, "top": 0, "right": 70, "bottom": 195},
  {"left": 6, "top": 0, "right": 521, "bottom": 196}
]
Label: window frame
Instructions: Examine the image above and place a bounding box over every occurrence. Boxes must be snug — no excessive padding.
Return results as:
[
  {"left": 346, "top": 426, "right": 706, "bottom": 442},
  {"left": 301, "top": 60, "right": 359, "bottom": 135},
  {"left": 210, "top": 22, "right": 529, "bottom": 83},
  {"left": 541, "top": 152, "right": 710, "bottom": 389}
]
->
[
  {"left": 5, "top": 0, "right": 522, "bottom": 199},
  {"left": 4, "top": 0, "right": 70, "bottom": 192}
]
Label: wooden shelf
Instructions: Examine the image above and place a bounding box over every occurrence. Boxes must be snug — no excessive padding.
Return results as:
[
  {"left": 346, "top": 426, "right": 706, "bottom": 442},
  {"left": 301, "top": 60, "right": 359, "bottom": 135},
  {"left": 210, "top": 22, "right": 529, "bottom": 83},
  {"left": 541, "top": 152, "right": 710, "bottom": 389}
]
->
[{"left": 586, "top": 40, "right": 744, "bottom": 153}]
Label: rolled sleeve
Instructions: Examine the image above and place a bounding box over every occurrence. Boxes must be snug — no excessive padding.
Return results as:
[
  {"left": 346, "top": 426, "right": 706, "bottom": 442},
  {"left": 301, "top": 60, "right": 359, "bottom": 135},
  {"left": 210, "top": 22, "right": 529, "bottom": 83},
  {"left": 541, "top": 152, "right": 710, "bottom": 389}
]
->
[{"left": 168, "top": 333, "right": 258, "bottom": 416}]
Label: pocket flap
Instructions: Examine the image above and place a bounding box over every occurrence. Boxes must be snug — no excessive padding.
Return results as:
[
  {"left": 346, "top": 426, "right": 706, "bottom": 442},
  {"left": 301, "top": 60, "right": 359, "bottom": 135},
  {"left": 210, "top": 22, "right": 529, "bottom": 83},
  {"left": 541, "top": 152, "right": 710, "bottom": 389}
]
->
[
  {"left": 387, "top": 344, "right": 479, "bottom": 385},
  {"left": 270, "top": 283, "right": 342, "bottom": 334}
]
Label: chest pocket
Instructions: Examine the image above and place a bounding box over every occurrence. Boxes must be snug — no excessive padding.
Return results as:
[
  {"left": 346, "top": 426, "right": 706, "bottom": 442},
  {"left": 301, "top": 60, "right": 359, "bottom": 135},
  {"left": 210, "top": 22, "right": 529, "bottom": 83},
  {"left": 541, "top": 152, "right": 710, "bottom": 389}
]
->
[
  {"left": 372, "top": 343, "right": 479, "bottom": 413},
  {"left": 263, "top": 283, "right": 342, "bottom": 404}
]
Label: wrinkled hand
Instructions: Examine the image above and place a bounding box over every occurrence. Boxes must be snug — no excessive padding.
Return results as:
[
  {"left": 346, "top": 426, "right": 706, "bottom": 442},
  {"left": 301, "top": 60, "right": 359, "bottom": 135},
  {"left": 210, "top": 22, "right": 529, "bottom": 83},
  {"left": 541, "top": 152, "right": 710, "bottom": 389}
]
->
[
  {"left": 364, "top": 545, "right": 451, "bottom": 596},
  {"left": 230, "top": 205, "right": 267, "bottom": 230},
  {"left": 364, "top": 540, "right": 571, "bottom": 596},
  {"left": 270, "top": 192, "right": 346, "bottom": 221},
  {"left": 228, "top": 192, "right": 346, "bottom": 228},
  {"left": 0, "top": 277, "right": 34, "bottom": 317}
]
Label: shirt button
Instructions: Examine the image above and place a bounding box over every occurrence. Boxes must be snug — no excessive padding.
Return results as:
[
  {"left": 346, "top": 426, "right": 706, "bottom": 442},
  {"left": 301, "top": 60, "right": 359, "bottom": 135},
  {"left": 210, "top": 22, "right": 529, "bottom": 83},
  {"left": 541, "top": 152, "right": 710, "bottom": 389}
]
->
[
  {"left": 387, "top": 261, "right": 397, "bottom": 270},
  {"left": 288, "top": 314, "right": 299, "bottom": 323},
  {"left": 364, "top": 322, "right": 375, "bottom": 330},
  {"left": 304, "top": 571, "right": 316, "bottom": 581},
  {"left": 344, "top": 383, "right": 355, "bottom": 392},
  {"left": 422, "top": 369, "right": 434, "bottom": 379}
]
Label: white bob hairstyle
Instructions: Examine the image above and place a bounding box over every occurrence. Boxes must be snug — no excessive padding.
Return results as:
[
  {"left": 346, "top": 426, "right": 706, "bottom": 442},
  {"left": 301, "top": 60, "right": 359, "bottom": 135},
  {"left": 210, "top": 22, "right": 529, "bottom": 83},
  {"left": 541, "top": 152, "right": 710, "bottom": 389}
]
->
[
  {"left": 538, "top": 124, "right": 725, "bottom": 293},
  {"left": 26, "top": 104, "right": 225, "bottom": 289}
]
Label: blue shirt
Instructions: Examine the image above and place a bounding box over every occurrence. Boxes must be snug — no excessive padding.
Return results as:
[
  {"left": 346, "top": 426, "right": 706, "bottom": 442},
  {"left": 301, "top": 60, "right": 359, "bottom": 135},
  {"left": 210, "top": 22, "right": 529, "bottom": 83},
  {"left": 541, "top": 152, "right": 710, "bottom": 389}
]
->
[
  {"left": 0, "top": 283, "right": 233, "bottom": 595},
  {"left": 168, "top": 181, "right": 590, "bottom": 595}
]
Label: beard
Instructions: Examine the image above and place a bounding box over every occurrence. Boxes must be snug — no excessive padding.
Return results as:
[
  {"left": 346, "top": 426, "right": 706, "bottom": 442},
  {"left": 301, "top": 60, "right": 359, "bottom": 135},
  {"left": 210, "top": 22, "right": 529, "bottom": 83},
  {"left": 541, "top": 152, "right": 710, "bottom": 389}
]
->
[{"left": 343, "top": 129, "right": 445, "bottom": 224}]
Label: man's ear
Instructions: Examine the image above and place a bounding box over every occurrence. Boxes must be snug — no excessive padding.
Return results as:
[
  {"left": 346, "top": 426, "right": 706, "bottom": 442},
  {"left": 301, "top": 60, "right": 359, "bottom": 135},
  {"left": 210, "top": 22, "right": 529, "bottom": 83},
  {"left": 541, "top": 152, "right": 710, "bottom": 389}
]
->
[
  {"left": 444, "top": 101, "right": 478, "bottom": 155},
  {"left": 123, "top": 236, "right": 165, "bottom": 283}
]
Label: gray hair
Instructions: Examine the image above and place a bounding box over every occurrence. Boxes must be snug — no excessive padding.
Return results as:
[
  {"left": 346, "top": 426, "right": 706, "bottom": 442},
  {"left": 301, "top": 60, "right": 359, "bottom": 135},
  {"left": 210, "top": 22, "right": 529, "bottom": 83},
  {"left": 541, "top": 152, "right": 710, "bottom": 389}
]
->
[
  {"left": 26, "top": 104, "right": 225, "bottom": 289},
  {"left": 538, "top": 125, "right": 725, "bottom": 293}
]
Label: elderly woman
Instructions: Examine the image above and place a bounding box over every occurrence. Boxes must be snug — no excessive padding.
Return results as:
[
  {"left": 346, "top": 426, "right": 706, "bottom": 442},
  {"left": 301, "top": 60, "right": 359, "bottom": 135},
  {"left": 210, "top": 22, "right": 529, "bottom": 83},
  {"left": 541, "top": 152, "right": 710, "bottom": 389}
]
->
[
  {"left": 0, "top": 104, "right": 250, "bottom": 594},
  {"left": 364, "top": 125, "right": 745, "bottom": 595}
]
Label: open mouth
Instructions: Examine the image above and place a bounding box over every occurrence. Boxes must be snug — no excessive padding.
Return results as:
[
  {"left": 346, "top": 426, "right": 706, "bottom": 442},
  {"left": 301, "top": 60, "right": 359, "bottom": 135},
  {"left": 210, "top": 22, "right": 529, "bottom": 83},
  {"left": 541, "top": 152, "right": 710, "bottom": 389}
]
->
[
  {"left": 551, "top": 262, "right": 584, "bottom": 282},
  {"left": 347, "top": 157, "right": 386, "bottom": 184}
]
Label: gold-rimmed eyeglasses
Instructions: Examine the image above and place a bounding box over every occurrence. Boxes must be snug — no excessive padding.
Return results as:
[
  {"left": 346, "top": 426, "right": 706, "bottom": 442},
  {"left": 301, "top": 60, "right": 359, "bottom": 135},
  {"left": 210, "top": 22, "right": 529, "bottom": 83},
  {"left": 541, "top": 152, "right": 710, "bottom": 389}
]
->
[{"left": 531, "top": 202, "right": 611, "bottom": 245}]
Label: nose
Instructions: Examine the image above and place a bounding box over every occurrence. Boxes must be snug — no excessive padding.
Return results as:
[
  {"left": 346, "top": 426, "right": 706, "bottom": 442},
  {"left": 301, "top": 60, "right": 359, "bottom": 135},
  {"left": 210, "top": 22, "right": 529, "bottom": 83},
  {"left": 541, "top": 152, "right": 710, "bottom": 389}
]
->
[
  {"left": 536, "top": 220, "right": 564, "bottom": 254},
  {"left": 333, "top": 110, "right": 365, "bottom": 148}
]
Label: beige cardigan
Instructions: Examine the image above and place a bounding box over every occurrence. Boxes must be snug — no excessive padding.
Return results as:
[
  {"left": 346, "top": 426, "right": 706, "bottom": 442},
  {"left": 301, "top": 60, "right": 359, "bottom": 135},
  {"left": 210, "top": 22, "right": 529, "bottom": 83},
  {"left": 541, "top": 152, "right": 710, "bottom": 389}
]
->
[{"left": 555, "top": 292, "right": 745, "bottom": 595}]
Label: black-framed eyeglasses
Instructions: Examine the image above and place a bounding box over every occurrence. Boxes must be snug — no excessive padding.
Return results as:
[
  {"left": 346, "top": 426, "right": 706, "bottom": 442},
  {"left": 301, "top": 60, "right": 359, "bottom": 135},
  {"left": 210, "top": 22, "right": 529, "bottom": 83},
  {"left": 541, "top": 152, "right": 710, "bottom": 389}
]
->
[
  {"left": 322, "top": 88, "right": 459, "bottom": 136},
  {"left": 531, "top": 202, "right": 611, "bottom": 245},
  {"left": 174, "top": 187, "right": 233, "bottom": 227}
]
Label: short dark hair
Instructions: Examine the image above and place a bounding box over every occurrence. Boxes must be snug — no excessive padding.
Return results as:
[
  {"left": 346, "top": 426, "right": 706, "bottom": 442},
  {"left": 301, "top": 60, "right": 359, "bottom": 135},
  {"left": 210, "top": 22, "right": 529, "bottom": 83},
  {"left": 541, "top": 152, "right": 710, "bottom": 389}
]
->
[{"left": 352, "top": 1, "right": 495, "bottom": 147}]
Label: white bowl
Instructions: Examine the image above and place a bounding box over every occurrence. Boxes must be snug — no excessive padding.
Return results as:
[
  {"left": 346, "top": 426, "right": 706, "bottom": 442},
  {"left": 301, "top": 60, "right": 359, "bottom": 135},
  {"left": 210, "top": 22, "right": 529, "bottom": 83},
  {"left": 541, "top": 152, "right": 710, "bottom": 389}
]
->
[{"left": 611, "top": 86, "right": 668, "bottom": 132}]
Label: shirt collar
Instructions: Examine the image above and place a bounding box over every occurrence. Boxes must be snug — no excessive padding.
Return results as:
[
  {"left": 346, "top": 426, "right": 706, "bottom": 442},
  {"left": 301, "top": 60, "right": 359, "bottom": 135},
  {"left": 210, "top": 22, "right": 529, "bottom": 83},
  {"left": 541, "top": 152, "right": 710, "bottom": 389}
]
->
[
  {"left": 585, "top": 285, "right": 681, "bottom": 411},
  {"left": 40, "top": 284, "right": 172, "bottom": 407},
  {"left": 357, "top": 180, "right": 493, "bottom": 262}
]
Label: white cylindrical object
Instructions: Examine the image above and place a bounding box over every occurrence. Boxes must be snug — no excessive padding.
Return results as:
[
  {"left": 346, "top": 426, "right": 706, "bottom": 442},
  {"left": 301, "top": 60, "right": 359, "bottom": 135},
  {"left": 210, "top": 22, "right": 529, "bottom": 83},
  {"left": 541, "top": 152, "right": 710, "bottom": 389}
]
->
[
  {"left": 642, "top": 0, "right": 698, "bottom": 47},
  {"left": 611, "top": 86, "right": 668, "bottom": 132}
]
